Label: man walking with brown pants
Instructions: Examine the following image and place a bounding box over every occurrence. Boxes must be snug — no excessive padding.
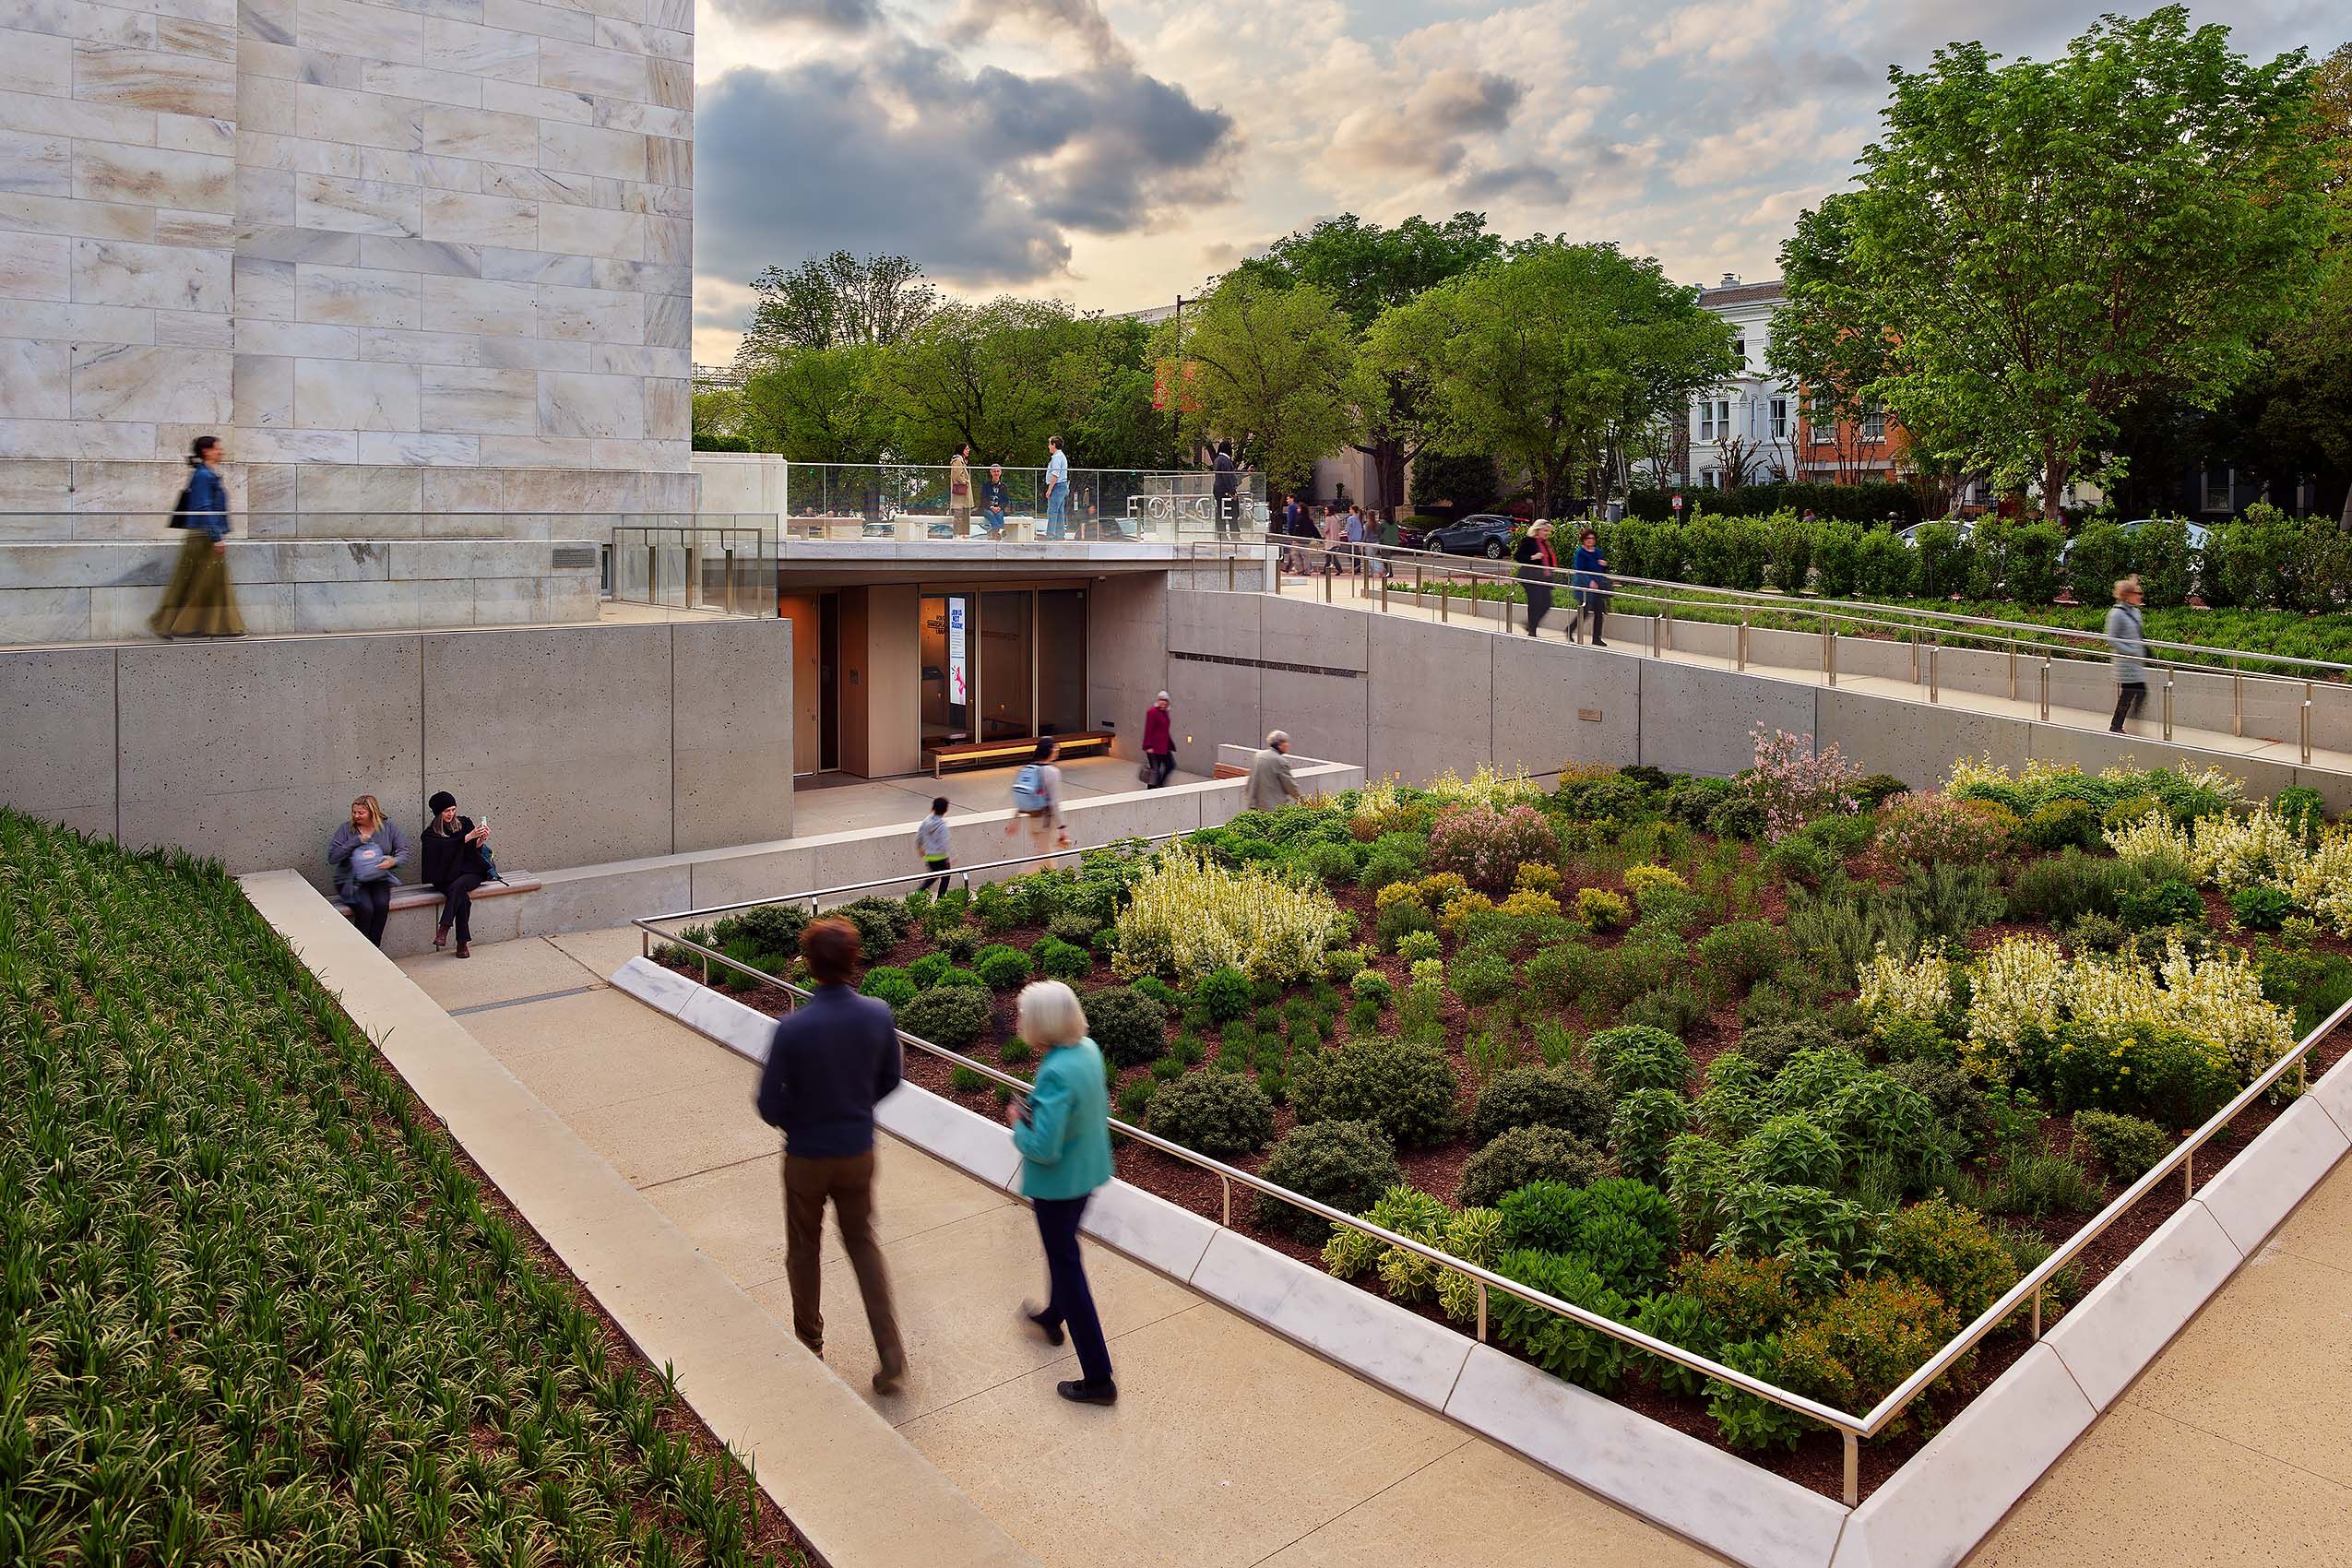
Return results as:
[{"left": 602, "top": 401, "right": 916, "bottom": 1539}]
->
[{"left": 754, "top": 917, "right": 909, "bottom": 1394}]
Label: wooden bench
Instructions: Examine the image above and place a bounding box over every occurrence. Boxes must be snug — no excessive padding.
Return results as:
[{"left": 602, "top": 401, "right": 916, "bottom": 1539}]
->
[
  {"left": 332, "top": 874, "right": 542, "bottom": 956},
  {"left": 927, "top": 732, "right": 1112, "bottom": 777}
]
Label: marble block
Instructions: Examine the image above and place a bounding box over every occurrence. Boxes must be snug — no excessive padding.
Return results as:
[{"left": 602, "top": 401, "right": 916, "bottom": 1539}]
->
[
  {"left": 610, "top": 954, "right": 702, "bottom": 1020},
  {"left": 1077, "top": 1179, "right": 1218, "bottom": 1283},
  {"left": 2311, "top": 1046, "right": 2352, "bottom": 1139},
  {"left": 2041, "top": 1198, "right": 2241, "bottom": 1411},
  {"left": 1829, "top": 1343, "right": 2095, "bottom": 1568},
  {"left": 1444, "top": 1344, "right": 1851, "bottom": 1568},
  {"left": 1188, "top": 1229, "right": 1472, "bottom": 1410},
  {"left": 71, "top": 343, "right": 233, "bottom": 424},
  {"left": 294, "top": 358, "right": 420, "bottom": 432},
  {"left": 873, "top": 1082, "right": 1023, "bottom": 1191},
  {"left": 2193, "top": 1097, "right": 2351, "bottom": 1255},
  {"left": 677, "top": 984, "right": 777, "bottom": 1064}
]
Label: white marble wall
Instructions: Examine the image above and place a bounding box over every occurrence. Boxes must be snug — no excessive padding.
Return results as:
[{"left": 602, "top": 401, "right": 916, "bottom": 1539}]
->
[{"left": 0, "top": 0, "right": 691, "bottom": 485}]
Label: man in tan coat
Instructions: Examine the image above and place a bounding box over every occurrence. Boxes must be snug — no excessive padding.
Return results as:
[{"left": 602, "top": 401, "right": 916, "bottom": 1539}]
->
[
  {"left": 947, "top": 444, "right": 974, "bottom": 536},
  {"left": 1245, "top": 731, "right": 1302, "bottom": 813}
]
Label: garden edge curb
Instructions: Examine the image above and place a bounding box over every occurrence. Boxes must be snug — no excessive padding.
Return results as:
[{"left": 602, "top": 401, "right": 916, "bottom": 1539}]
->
[{"left": 613, "top": 956, "right": 2352, "bottom": 1568}]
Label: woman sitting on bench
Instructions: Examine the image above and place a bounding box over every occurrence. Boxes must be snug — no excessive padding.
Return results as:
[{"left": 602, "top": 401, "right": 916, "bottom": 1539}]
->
[
  {"left": 328, "top": 795, "right": 408, "bottom": 949},
  {"left": 422, "top": 790, "right": 494, "bottom": 958}
]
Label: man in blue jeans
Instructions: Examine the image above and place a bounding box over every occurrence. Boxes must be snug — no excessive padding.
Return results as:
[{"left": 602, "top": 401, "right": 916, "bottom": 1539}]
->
[{"left": 1043, "top": 434, "right": 1068, "bottom": 539}]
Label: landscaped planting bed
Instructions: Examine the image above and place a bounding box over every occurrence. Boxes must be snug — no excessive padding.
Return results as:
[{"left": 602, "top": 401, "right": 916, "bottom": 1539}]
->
[
  {"left": 0, "top": 810, "right": 806, "bottom": 1566},
  {"left": 656, "top": 746, "right": 2352, "bottom": 1500}
]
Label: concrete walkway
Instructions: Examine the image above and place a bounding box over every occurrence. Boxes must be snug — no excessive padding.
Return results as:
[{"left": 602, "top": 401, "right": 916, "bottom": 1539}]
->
[
  {"left": 1268, "top": 575, "right": 2352, "bottom": 779},
  {"left": 398, "top": 931, "right": 1723, "bottom": 1568},
  {"left": 1967, "top": 1154, "right": 2352, "bottom": 1567},
  {"left": 789, "top": 754, "right": 1211, "bottom": 838}
]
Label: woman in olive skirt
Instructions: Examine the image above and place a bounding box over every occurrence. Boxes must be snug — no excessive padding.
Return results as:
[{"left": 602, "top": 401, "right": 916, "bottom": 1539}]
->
[{"left": 150, "top": 434, "right": 244, "bottom": 638}]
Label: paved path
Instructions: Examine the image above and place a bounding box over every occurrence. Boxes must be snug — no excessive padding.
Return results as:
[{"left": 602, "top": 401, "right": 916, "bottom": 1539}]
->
[
  {"left": 1267, "top": 576, "right": 2351, "bottom": 779},
  {"left": 398, "top": 931, "right": 1722, "bottom": 1568},
  {"left": 790, "top": 754, "right": 1210, "bottom": 838}
]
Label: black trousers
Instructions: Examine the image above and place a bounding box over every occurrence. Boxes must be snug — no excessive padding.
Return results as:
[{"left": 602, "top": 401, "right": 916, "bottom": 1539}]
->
[
  {"left": 1571, "top": 598, "right": 1608, "bottom": 645},
  {"left": 1525, "top": 585, "right": 1554, "bottom": 636},
  {"left": 1033, "top": 1195, "right": 1113, "bottom": 1386},
  {"left": 1146, "top": 751, "right": 1175, "bottom": 789},
  {"left": 350, "top": 881, "right": 393, "bottom": 947},
  {"left": 2111, "top": 681, "right": 2147, "bottom": 733},
  {"left": 920, "top": 857, "right": 953, "bottom": 898},
  {"left": 436, "top": 872, "right": 485, "bottom": 942}
]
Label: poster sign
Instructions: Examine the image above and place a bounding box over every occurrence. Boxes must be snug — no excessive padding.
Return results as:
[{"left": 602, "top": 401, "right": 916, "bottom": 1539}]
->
[
  {"left": 1670, "top": 493, "right": 1683, "bottom": 512},
  {"left": 947, "top": 598, "right": 968, "bottom": 705}
]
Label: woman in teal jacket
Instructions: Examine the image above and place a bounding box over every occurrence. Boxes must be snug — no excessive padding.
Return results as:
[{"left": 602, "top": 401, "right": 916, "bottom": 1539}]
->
[{"left": 1004, "top": 980, "right": 1118, "bottom": 1404}]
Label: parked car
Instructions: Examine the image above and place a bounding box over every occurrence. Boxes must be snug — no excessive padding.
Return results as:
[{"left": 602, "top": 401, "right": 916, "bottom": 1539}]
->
[
  {"left": 1895, "top": 518, "right": 1977, "bottom": 547},
  {"left": 1420, "top": 514, "right": 1518, "bottom": 558},
  {"left": 2059, "top": 517, "right": 2211, "bottom": 564}
]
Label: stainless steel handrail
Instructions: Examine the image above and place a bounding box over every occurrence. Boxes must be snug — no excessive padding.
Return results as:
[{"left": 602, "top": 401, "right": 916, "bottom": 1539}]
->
[
  {"left": 1236, "top": 537, "right": 2348, "bottom": 692},
  {"left": 632, "top": 825, "right": 2352, "bottom": 1505}
]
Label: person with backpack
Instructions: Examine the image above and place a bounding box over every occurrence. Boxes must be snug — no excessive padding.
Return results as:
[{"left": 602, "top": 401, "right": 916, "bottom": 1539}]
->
[
  {"left": 1004, "top": 737, "right": 1069, "bottom": 865},
  {"left": 150, "top": 434, "right": 244, "bottom": 638}
]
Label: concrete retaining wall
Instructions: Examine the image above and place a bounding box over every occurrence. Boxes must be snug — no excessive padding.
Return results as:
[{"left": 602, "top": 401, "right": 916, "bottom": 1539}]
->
[
  {"left": 0, "top": 539, "right": 600, "bottom": 642},
  {"left": 1163, "top": 590, "right": 2351, "bottom": 808},
  {"left": 0, "top": 618, "right": 792, "bottom": 886}
]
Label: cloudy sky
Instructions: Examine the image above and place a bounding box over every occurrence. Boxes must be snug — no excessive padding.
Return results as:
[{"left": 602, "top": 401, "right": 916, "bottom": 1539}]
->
[{"left": 689, "top": 0, "right": 2341, "bottom": 363}]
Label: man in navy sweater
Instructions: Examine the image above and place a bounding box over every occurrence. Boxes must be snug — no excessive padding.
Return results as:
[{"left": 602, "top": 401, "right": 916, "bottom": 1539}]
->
[{"left": 755, "top": 918, "right": 908, "bottom": 1394}]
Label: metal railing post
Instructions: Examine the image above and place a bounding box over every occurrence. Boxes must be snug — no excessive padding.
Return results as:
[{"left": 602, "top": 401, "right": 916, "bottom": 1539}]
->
[
  {"left": 1439, "top": 581, "right": 1448, "bottom": 621},
  {"left": 1827, "top": 630, "right": 1838, "bottom": 687},
  {"left": 1661, "top": 603, "right": 1673, "bottom": 654},
  {"left": 1928, "top": 641, "right": 1940, "bottom": 704},
  {"left": 1843, "top": 1433, "right": 1859, "bottom": 1507},
  {"left": 1909, "top": 629, "right": 1919, "bottom": 684},
  {"left": 2038, "top": 659, "right": 2051, "bottom": 721},
  {"left": 2303, "top": 683, "right": 2314, "bottom": 765},
  {"left": 2184, "top": 1147, "right": 2194, "bottom": 1199},
  {"left": 2030, "top": 1285, "right": 2043, "bottom": 1340},
  {"left": 1476, "top": 1281, "right": 1489, "bottom": 1344},
  {"left": 1227, "top": 555, "right": 1235, "bottom": 592},
  {"left": 723, "top": 549, "right": 736, "bottom": 614},
  {"left": 1380, "top": 573, "right": 1389, "bottom": 613},
  {"left": 645, "top": 542, "right": 659, "bottom": 608},
  {"left": 1738, "top": 616, "right": 1750, "bottom": 671},
  {"left": 2161, "top": 667, "right": 2174, "bottom": 742},
  {"left": 2232, "top": 673, "right": 2243, "bottom": 738},
  {"left": 2008, "top": 640, "right": 2018, "bottom": 703}
]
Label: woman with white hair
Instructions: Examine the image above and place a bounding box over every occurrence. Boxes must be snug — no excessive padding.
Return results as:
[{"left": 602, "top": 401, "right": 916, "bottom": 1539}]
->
[{"left": 1004, "top": 980, "right": 1118, "bottom": 1404}]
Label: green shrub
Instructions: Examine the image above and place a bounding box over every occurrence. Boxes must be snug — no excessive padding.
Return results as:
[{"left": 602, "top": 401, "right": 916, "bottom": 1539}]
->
[
  {"left": 1132, "top": 975, "right": 1177, "bottom": 1008},
  {"left": 947, "top": 1063, "right": 990, "bottom": 1093},
  {"left": 1347, "top": 968, "right": 1393, "bottom": 1010},
  {"left": 1823, "top": 1074, "right": 1942, "bottom": 1182},
  {"left": 1395, "top": 927, "right": 1443, "bottom": 964},
  {"left": 2119, "top": 877, "right": 2204, "bottom": 932},
  {"left": 2229, "top": 884, "right": 2292, "bottom": 932},
  {"left": 1526, "top": 941, "right": 1601, "bottom": 1008},
  {"left": 2070, "top": 1109, "right": 2172, "bottom": 1182},
  {"left": 1147, "top": 1071, "right": 1276, "bottom": 1156},
  {"left": 861, "top": 965, "right": 919, "bottom": 1009},
  {"left": 1290, "top": 1038, "right": 1460, "bottom": 1148},
  {"left": 1488, "top": 1249, "right": 1636, "bottom": 1392},
  {"left": 1608, "top": 1088, "right": 1692, "bottom": 1183},
  {"left": 1457, "top": 1125, "right": 1610, "bottom": 1208},
  {"left": 1324, "top": 946, "right": 1369, "bottom": 984},
  {"left": 1774, "top": 1274, "right": 1961, "bottom": 1417},
  {"left": 896, "top": 985, "right": 994, "bottom": 1052},
  {"left": 1875, "top": 1197, "right": 2018, "bottom": 1322},
  {"left": 1451, "top": 948, "right": 1516, "bottom": 1009},
  {"left": 940, "top": 927, "right": 981, "bottom": 965},
  {"left": 1765, "top": 1047, "right": 1869, "bottom": 1117},
  {"left": 1630, "top": 1291, "right": 1717, "bottom": 1396},
  {"left": 1621, "top": 982, "right": 1709, "bottom": 1037},
  {"left": 1664, "top": 776, "right": 1735, "bottom": 827},
  {"left": 1735, "top": 1113, "right": 1843, "bottom": 1189},
  {"left": 1357, "top": 833, "right": 1427, "bottom": 893},
  {"left": 1954, "top": 1151, "right": 2104, "bottom": 1218},
  {"left": 1187, "top": 964, "right": 1253, "bottom": 1024},
  {"left": 1675, "top": 1253, "right": 1808, "bottom": 1342},
  {"left": 974, "top": 944, "right": 1032, "bottom": 991},
  {"left": 1297, "top": 840, "right": 1362, "bottom": 886},
  {"left": 1705, "top": 791, "right": 1769, "bottom": 841},
  {"left": 712, "top": 901, "right": 811, "bottom": 958},
  {"left": 1471, "top": 1063, "right": 1614, "bottom": 1146},
  {"left": 1661, "top": 1133, "right": 1740, "bottom": 1245},
  {"left": 2019, "top": 800, "right": 2101, "bottom": 852},
  {"left": 837, "top": 895, "right": 915, "bottom": 955},
  {"left": 1707, "top": 1336, "right": 1812, "bottom": 1452},
  {"left": 1716, "top": 1183, "right": 1879, "bottom": 1265},
  {"left": 1586, "top": 1024, "right": 1693, "bottom": 1098},
  {"left": 1115, "top": 1077, "right": 1157, "bottom": 1117},
  {"left": 2275, "top": 785, "right": 2328, "bottom": 838},
  {"left": 1883, "top": 1056, "right": 1993, "bottom": 1158},
  {"left": 1257, "top": 1121, "right": 1404, "bottom": 1242},
  {"left": 935, "top": 965, "right": 986, "bottom": 992},
  {"left": 908, "top": 952, "right": 951, "bottom": 988},
  {"left": 998, "top": 1035, "right": 1034, "bottom": 1067},
  {"left": 1737, "top": 1017, "right": 1847, "bottom": 1078},
  {"left": 1494, "top": 1179, "right": 1585, "bottom": 1253},
  {"left": 1082, "top": 984, "right": 1168, "bottom": 1067},
  {"left": 1760, "top": 836, "right": 1836, "bottom": 888}
]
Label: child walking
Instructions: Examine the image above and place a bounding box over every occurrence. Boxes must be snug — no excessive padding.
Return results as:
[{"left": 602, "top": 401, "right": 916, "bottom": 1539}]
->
[{"left": 917, "top": 798, "right": 953, "bottom": 897}]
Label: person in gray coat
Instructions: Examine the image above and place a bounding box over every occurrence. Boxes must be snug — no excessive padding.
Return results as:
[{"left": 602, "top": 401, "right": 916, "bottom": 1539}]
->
[
  {"left": 1245, "top": 731, "right": 1303, "bottom": 813},
  {"left": 328, "top": 794, "right": 410, "bottom": 949},
  {"left": 2106, "top": 576, "right": 2147, "bottom": 734}
]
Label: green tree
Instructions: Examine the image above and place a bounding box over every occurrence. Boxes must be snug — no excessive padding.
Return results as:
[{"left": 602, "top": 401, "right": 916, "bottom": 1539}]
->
[
  {"left": 734, "top": 251, "right": 938, "bottom": 373},
  {"left": 875, "top": 297, "right": 1100, "bottom": 464},
  {"left": 1788, "top": 8, "right": 2333, "bottom": 519},
  {"left": 1368, "top": 239, "right": 1736, "bottom": 517},
  {"left": 1172, "top": 274, "right": 1363, "bottom": 490},
  {"left": 1769, "top": 192, "right": 1895, "bottom": 486},
  {"left": 736, "top": 344, "right": 893, "bottom": 463},
  {"left": 1063, "top": 314, "right": 1181, "bottom": 471},
  {"left": 1234, "top": 212, "right": 1503, "bottom": 506}
]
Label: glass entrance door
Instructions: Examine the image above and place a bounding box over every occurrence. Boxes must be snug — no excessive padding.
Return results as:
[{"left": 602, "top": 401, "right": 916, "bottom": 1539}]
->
[{"left": 921, "top": 593, "right": 972, "bottom": 750}]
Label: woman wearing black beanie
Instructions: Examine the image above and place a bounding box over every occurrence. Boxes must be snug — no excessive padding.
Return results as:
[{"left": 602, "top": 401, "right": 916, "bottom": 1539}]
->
[{"left": 422, "top": 790, "right": 493, "bottom": 956}]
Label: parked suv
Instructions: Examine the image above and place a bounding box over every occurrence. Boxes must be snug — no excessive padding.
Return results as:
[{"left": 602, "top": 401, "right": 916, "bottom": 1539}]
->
[{"left": 1420, "top": 514, "right": 1517, "bottom": 558}]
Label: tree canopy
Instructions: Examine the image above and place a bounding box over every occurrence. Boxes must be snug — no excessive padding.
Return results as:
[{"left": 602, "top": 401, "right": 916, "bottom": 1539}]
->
[
  {"left": 1775, "top": 7, "right": 2334, "bottom": 517},
  {"left": 735, "top": 251, "right": 940, "bottom": 370},
  {"left": 1171, "top": 275, "right": 1364, "bottom": 490},
  {"left": 1368, "top": 239, "right": 1736, "bottom": 516}
]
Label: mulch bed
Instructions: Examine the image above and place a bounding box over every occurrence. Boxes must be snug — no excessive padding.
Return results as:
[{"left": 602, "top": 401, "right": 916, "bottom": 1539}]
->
[{"left": 666, "top": 871, "right": 2352, "bottom": 1504}]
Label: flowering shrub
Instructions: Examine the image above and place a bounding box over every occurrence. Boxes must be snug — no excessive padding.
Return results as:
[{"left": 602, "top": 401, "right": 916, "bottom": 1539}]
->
[
  {"left": 1742, "top": 727, "right": 1867, "bottom": 840},
  {"left": 1577, "top": 886, "right": 1632, "bottom": 933},
  {"left": 1428, "top": 804, "right": 1561, "bottom": 893},
  {"left": 1497, "top": 888, "right": 1564, "bottom": 921},
  {"left": 2191, "top": 806, "right": 2307, "bottom": 892},
  {"left": 1622, "top": 863, "right": 1689, "bottom": 900},
  {"left": 1113, "top": 848, "right": 1344, "bottom": 984},
  {"left": 2285, "top": 831, "right": 2352, "bottom": 937},
  {"left": 1515, "top": 861, "right": 1565, "bottom": 896},
  {"left": 1856, "top": 943, "right": 1952, "bottom": 1020},
  {"left": 1425, "top": 764, "right": 1544, "bottom": 810},
  {"left": 1874, "top": 793, "right": 2019, "bottom": 865},
  {"left": 1438, "top": 889, "right": 1496, "bottom": 933},
  {"left": 2102, "top": 810, "right": 2196, "bottom": 870}
]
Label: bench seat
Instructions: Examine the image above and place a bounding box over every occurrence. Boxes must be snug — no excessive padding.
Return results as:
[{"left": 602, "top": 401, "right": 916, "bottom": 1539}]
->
[
  {"left": 331, "top": 873, "right": 541, "bottom": 957},
  {"left": 928, "top": 731, "right": 1112, "bottom": 776}
]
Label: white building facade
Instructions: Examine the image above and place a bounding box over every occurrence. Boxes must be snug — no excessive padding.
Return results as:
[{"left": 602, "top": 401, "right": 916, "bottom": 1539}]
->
[{"left": 1681, "top": 277, "right": 1795, "bottom": 491}]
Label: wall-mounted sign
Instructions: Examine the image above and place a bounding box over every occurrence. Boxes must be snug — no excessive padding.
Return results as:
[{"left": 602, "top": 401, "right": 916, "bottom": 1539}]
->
[{"left": 947, "top": 597, "right": 968, "bottom": 705}]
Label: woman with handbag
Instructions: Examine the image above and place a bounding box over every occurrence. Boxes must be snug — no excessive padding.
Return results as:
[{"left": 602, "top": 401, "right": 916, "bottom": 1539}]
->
[
  {"left": 947, "top": 445, "right": 974, "bottom": 536},
  {"left": 421, "top": 790, "right": 495, "bottom": 957},
  {"left": 150, "top": 434, "right": 244, "bottom": 638}
]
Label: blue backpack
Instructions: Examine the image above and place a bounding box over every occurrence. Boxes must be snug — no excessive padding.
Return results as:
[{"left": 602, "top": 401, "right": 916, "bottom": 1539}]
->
[{"left": 1011, "top": 764, "right": 1050, "bottom": 813}]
